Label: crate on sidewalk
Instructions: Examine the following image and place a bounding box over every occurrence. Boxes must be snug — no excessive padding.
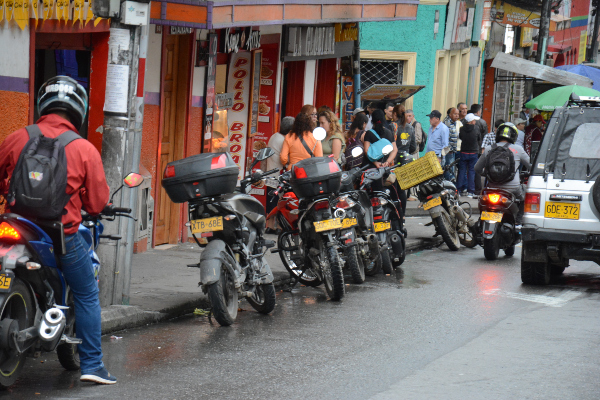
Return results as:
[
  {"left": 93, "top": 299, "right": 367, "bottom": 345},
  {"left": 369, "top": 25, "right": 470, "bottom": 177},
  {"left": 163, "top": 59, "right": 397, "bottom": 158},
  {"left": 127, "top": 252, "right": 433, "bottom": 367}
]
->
[{"left": 394, "top": 151, "right": 443, "bottom": 190}]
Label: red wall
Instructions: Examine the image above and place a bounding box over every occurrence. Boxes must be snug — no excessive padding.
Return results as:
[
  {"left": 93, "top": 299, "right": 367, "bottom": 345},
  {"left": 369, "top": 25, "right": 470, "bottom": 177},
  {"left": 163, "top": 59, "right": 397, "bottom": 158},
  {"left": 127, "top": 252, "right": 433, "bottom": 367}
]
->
[
  {"left": 284, "top": 61, "right": 305, "bottom": 117},
  {"left": 315, "top": 58, "right": 338, "bottom": 112}
]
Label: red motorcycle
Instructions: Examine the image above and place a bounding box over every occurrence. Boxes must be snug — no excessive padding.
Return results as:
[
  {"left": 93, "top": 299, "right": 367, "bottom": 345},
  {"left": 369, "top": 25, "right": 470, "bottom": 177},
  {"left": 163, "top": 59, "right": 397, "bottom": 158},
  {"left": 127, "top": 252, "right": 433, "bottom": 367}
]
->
[{"left": 268, "top": 171, "right": 322, "bottom": 287}]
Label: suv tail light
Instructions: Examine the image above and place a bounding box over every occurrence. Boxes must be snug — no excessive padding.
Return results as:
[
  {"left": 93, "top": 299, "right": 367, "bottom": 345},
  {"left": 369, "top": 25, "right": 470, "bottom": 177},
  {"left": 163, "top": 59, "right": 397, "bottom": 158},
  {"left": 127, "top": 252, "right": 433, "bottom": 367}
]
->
[{"left": 525, "top": 192, "right": 541, "bottom": 213}]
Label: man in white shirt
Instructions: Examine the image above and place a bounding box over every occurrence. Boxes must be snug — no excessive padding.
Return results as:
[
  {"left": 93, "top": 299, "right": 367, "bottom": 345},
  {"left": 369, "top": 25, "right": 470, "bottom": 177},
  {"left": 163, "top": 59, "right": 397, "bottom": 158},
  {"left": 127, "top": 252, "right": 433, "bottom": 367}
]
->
[{"left": 513, "top": 117, "right": 526, "bottom": 149}]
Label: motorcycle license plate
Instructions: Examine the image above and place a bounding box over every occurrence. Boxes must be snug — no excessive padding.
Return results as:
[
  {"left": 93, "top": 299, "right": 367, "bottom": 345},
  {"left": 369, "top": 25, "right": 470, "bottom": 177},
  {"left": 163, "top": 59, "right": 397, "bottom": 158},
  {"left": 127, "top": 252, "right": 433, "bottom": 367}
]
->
[
  {"left": 0, "top": 274, "right": 12, "bottom": 292},
  {"left": 313, "top": 218, "right": 342, "bottom": 232},
  {"left": 374, "top": 221, "right": 391, "bottom": 232},
  {"left": 342, "top": 218, "right": 358, "bottom": 228},
  {"left": 481, "top": 212, "right": 503, "bottom": 222},
  {"left": 544, "top": 202, "right": 580, "bottom": 220},
  {"left": 190, "top": 217, "right": 224, "bottom": 234},
  {"left": 423, "top": 197, "right": 442, "bottom": 210}
]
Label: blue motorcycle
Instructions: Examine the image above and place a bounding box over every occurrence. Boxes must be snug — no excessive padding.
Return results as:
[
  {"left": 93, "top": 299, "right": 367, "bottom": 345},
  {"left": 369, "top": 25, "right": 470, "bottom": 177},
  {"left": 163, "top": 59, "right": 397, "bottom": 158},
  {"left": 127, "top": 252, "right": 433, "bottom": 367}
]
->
[{"left": 0, "top": 172, "right": 142, "bottom": 387}]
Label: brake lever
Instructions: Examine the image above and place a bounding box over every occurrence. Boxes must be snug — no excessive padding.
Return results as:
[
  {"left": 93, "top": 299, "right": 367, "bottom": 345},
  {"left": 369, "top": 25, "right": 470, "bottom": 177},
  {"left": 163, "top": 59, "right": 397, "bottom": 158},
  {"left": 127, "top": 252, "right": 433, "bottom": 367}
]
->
[{"left": 114, "top": 213, "right": 138, "bottom": 221}]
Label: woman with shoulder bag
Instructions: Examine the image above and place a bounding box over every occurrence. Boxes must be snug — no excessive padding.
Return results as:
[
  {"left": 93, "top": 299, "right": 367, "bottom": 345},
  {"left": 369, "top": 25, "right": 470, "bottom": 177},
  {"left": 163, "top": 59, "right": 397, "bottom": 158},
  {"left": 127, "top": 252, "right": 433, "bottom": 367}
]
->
[
  {"left": 344, "top": 113, "right": 368, "bottom": 170},
  {"left": 280, "top": 113, "right": 323, "bottom": 170}
]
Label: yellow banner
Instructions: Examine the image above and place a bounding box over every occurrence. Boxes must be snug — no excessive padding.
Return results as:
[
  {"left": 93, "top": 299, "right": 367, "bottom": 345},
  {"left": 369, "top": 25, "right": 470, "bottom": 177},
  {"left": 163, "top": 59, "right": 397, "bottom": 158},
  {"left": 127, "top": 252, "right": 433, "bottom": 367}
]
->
[
  {"left": 0, "top": 0, "right": 4, "bottom": 22},
  {"left": 5, "top": 0, "right": 13, "bottom": 21},
  {"left": 31, "top": 0, "right": 39, "bottom": 24},
  {"left": 85, "top": 0, "right": 93, "bottom": 25},
  {"left": 520, "top": 27, "right": 533, "bottom": 47},
  {"left": 55, "top": 0, "right": 68, "bottom": 21},
  {"left": 13, "top": 0, "right": 28, "bottom": 29},
  {"left": 491, "top": 0, "right": 541, "bottom": 29},
  {"left": 42, "top": 0, "right": 53, "bottom": 20},
  {"left": 579, "top": 31, "right": 587, "bottom": 64},
  {"left": 73, "top": 0, "right": 83, "bottom": 24}
]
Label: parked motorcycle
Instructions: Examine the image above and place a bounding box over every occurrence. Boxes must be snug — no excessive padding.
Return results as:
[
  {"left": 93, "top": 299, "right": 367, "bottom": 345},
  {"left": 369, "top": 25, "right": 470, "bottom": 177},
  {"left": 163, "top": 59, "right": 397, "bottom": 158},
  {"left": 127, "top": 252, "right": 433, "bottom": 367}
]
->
[
  {"left": 0, "top": 172, "right": 142, "bottom": 388},
  {"left": 333, "top": 147, "right": 381, "bottom": 282},
  {"left": 415, "top": 159, "right": 477, "bottom": 250},
  {"left": 162, "top": 148, "right": 278, "bottom": 326},
  {"left": 272, "top": 128, "right": 345, "bottom": 300}
]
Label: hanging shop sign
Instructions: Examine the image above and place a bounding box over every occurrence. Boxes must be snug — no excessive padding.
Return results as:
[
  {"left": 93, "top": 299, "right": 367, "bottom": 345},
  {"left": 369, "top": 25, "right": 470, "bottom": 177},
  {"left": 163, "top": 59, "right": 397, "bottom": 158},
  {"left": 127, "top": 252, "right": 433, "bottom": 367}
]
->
[
  {"left": 203, "top": 34, "right": 218, "bottom": 153},
  {"left": 227, "top": 52, "right": 252, "bottom": 182},
  {"left": 170, "top": 26, "right": 193, "bottom": 35},
  {"left": 222, "top": 27, "right": 262, "bottom": 53},
  {"left": 283, "top": 25, "right": 355, "bottom": 61},
  {"left": 490, "top": 0, "right": 541, "bottom": 29},
  {"left": 579, "top": 31, "right": 587, "bottom": 64},
  {"left": 1, "top": 0, "right": 103, "bottom": 29},
  {"left": 335, "top": 23, "right": 358, "bottom": 42},
  {"left": 520, "top": 27, "right": 534, "bottom": 48}
]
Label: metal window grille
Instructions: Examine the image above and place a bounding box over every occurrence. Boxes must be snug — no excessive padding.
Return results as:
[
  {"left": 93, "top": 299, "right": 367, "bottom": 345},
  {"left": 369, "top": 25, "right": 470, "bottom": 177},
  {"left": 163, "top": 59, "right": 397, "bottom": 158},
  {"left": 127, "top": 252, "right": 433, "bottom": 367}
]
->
[{"left": 360, "top": 59, "right": 405, "bottom": 92}]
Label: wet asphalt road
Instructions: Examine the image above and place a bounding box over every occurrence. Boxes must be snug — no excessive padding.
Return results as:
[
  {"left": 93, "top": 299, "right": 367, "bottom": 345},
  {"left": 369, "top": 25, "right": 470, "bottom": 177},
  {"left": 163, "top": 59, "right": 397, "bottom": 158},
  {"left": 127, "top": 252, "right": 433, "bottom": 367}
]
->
[{"left": 4, "top": 245, "right": 600, "bottom": 400}]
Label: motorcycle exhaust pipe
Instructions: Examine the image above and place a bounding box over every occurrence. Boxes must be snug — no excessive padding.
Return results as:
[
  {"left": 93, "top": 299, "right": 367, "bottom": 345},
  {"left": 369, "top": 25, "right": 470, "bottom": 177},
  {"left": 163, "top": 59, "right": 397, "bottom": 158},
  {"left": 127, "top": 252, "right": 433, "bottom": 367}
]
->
[
  {"left": 39, "top": 308, "right": 66, "bottom": 352},
  {"left": 389, "top": 233, "right": 403, "bottom": 257},
  {"left": 367, "top": 234, "right": 380, "bottom": 259},
  {"left": 451, "top": 205, "right": 468, "bottom": 224}
]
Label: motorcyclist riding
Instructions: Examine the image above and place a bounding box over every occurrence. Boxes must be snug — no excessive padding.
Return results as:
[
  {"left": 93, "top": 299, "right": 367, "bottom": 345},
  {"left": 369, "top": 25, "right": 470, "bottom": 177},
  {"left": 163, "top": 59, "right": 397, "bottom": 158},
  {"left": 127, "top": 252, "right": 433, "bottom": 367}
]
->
[
  {"left": 474, "top": 122, "right": 531, "bottom": 224},
  {"left": 0, "top": 76, "right": 115, "bottom": 384}
]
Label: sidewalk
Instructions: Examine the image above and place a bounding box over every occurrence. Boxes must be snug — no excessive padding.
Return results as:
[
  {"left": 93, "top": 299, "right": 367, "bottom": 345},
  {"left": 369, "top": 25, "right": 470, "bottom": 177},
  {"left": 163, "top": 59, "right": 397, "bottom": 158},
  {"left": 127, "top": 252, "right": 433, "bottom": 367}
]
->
[{"left": 100, "top": 214, "right": 458, "bottom": 334}]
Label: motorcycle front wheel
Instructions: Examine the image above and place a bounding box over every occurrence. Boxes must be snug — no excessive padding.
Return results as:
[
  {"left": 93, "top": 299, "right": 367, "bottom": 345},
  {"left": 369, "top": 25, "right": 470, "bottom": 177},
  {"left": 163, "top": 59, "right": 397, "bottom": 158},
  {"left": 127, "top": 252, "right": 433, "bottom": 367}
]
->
[
  {"left": 434, "top": 209, "right": 460, "bottom": 251},
  {"left": 0, "top": 279, "right": 34, "bottom": 388},
  {"left": 247, "top": 283, "right": 276, "bottom": 314},
  {"left": 207, "top": 268, "right": 239, "bottom": 326},
  {"left": 321, "top": 241, "right": 345, "bottom": 301}
]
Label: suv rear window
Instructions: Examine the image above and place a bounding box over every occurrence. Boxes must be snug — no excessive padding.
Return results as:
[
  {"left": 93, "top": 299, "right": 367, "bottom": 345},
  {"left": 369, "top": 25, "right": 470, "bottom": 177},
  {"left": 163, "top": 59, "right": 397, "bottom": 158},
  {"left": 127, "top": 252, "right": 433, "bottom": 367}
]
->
[{"left": 569, "top": 123, "right": 600, "bottom": 159}]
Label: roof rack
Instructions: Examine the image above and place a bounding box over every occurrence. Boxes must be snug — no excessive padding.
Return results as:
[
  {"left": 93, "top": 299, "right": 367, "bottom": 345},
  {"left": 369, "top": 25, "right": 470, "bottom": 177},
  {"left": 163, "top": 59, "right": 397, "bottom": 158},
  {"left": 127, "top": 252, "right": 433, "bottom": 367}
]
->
[{"left": 567, "top": 93, "right": 600, "bottom": 106}]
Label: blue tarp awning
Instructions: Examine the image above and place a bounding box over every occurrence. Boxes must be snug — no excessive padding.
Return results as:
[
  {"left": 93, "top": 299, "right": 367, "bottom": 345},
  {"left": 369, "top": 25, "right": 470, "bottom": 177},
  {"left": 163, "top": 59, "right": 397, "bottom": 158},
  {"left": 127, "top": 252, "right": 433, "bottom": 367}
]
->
[{"left": 555, "top": 64, "right": 600, "bottom": 91}]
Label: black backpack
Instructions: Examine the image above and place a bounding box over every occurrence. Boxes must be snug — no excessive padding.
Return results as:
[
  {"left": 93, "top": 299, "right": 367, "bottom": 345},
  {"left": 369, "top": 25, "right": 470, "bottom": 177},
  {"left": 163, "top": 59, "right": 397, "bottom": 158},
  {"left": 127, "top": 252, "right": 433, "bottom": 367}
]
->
[
  {"left": 7, "top": 125, "right": 81, "bottom": 220},
  {"left": 485, "top": 142, "right": 516, "bottom": 184},
  {"left": 412, "top": 121, "right": 427, "bottom": 152}
]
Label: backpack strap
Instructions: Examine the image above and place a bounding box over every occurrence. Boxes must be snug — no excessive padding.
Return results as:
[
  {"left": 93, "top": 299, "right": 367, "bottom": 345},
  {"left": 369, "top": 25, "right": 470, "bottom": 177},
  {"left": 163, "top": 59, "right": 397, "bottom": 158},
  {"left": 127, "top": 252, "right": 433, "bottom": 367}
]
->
[
  {"left": 56, "top": 130, "right": 82, "bottom": 147},
  {"left": 25, "top": 124, "right": 43, "bottom": 140}
]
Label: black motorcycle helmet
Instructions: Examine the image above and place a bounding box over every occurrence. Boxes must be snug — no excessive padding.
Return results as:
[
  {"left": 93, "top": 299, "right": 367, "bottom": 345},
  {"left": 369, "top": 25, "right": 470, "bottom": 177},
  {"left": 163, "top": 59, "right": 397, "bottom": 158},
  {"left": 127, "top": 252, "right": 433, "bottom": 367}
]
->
[
  {"left": 37, "top": 76, "right": 88, "bottom": 131},
  {"left": 495, "top": 122, "right": 518, "bottom": 144}
]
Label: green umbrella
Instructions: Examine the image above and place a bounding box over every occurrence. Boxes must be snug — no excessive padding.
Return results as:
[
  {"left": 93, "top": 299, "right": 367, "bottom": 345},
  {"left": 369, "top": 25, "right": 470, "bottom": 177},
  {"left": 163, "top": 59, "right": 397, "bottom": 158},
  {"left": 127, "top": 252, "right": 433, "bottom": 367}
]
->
[{"left": 525, "top": 85, "right": 600, "bottom": 111}]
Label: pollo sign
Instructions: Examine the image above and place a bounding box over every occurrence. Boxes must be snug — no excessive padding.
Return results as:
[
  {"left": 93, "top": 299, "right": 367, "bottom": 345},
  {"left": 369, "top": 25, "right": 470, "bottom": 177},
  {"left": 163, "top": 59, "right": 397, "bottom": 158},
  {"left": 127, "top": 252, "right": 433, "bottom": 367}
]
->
[{"left": 227, "top": 52, "right": 251, "bottom": 183}]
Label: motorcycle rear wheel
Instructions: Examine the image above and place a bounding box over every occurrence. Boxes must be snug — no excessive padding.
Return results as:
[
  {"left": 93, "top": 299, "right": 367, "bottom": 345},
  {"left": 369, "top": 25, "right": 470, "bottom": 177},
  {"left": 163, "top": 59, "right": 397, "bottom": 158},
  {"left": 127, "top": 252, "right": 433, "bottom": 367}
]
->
[
  {"left": 57, "top": 291, "right": 80, "bottom": 371},
  {"left": 247, "top": 283, "right": 276, "bottom": 314},
  {"left": 365, "top": 255, "right": 382, "bottom": 276},
  {"left": 381, "top": 249, "right": 394, "bottom": 274},
  {"left": 278, "top": 232, "right": 322, "bottom": 287},
  {"left": 345, "top": 246, "right": 365, "bottom": 284},
  {"left": 484, "top": 235, "right": 501, "bottom": 260},
  {"left": 207, "top": 269, "right": 238, "bottom": 326},
  {"left": 322, "top": 245, "right": 345, "bottom": 301},
  {"left": 0, "top": 279, "right": 34, "bottom": 388},
  {"left": 434, "top": 209, "right": 460, "bottom": 251}
]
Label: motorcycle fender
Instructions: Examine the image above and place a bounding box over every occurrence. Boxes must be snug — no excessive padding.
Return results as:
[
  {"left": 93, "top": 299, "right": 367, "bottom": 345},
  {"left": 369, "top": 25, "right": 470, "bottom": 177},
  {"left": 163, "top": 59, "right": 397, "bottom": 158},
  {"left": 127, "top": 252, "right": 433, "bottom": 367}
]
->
[
  {"left": 482, "top": 221, "right": 498, "bottom": 240},
  {"left": 260, "top": 259, "right": 274, "bottom": 284},
  {"left": 428, "top": 205, "right": 443, "bottom": 219},
  {"left": 321, "top": 232, "right": 336, "bottom": 246},
  {"left": 199, "top": 240, "right": 236, "bottom": 287},
  {"left": 377, "top": 232, "right": 389, "bottom": 250}
]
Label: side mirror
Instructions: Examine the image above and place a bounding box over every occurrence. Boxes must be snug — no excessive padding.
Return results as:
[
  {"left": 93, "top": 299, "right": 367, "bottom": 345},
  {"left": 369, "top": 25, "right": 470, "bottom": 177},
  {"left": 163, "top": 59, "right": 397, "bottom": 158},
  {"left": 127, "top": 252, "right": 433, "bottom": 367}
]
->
[
  {"left": 124, "top": 172, "right": 144, "bottom": 188},
  {"left": 351, "top": 147, "right": 364, "bottom": 158},
  {"left": 382, "top": 144, "right": 394, "bottom": 156},
  {"left": 313, "top": 127, "right": 327, "bottom": 141},
  {"left": 256, "top": 147, "right": 275, "bottom": 161}
]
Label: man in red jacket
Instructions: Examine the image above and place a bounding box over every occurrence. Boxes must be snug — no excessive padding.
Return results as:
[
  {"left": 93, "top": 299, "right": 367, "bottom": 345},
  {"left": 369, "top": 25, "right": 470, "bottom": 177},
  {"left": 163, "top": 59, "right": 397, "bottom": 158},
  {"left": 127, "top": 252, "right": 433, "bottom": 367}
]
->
[{"left": 0, "top": 76, "right": 115, "bottom": 384}]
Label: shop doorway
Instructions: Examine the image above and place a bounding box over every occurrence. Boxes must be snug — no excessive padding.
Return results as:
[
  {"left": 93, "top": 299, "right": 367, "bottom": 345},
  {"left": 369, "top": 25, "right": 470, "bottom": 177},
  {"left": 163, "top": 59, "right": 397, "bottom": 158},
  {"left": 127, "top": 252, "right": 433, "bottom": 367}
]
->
[
  {"left": 155, "top": 32, "right": 192, "bottom": 245},
  {"left": 281, "top": 61, "right": 305, "bottom": 118}
]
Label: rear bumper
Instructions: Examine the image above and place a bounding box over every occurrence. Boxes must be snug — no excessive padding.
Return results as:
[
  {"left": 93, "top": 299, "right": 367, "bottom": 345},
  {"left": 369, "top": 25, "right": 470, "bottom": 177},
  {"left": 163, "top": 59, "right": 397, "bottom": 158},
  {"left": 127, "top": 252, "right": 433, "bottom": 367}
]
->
[
  {"left": 522, "top": 224, "right": 600, "bottom": 264},
  {"left": 521, "top": 224, "right": 598, "bottom": 245}
]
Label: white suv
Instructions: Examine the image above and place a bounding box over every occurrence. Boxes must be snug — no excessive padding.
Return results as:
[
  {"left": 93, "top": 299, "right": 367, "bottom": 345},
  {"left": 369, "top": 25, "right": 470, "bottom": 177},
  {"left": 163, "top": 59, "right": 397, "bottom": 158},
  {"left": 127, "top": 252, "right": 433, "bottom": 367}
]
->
[{"left": 521, "top": 95, "right": 600, "bottom": 285}]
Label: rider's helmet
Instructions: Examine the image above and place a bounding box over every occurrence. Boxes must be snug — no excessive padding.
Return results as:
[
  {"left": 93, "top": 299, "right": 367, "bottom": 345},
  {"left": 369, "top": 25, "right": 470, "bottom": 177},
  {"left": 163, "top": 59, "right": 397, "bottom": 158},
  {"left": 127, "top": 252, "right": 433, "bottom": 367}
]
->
[
  {"left": 495, "top": 122, "right": 518, "bottom": 144},
  {"left": 37, "top": 76, "right": 88, "bottom": 131}
]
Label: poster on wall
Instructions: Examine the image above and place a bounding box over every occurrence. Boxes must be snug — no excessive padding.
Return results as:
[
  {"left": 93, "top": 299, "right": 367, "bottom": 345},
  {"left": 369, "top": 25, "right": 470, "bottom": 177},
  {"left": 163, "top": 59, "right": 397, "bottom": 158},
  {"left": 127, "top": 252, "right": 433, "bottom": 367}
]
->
[
  {"left": 227, "top": 51, "right": 252, "bottom": 183},
  {"left": 490, "top": 0, "right": 541, "bottom": 29},
  {"left": 342, "top": 76, "right": 354, "bottom": 131},
  {"left": 203, "top": 34, "right": 218, "bottom": 153}
]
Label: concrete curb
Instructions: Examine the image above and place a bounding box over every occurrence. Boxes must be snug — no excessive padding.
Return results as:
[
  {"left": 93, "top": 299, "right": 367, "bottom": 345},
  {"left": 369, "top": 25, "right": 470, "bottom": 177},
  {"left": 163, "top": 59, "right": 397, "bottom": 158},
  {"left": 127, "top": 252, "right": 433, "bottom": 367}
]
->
[{"left": 100, "top": 237, "right": 443, "bottom": 335}]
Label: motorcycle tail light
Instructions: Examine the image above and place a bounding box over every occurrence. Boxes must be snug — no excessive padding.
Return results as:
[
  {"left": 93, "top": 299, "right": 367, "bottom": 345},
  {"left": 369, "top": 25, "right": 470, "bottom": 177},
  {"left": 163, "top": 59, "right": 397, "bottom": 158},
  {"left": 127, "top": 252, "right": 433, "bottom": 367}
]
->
[
  {"left": 488, "top": 194, "right": 501, "bottom": 204},
  {"left": 314, "top": 201, "right": 329, "bottom": 210},
  {"left": 211, "top": 154, "right": 227, "bottom": 170},
  {"left": 335, "top": 196, "right": 355, "bottom": 209},
  {"left": 374, "top": 215, "right": 383, "bottom": 220},
  {"left": 371, "top": 198, "right": 381, "bottom": 207},
  {"left": 525, "top": 192, "right": 541, "bottom": 213},
  {"left": 0, "top": 222, "right": 20, "bottom": 240},
  {"left": 164, "top": 165, "right": 175, "bottom": 179},
  {"left": 294, "top": 167, "right": 307, "bottom": 179}
]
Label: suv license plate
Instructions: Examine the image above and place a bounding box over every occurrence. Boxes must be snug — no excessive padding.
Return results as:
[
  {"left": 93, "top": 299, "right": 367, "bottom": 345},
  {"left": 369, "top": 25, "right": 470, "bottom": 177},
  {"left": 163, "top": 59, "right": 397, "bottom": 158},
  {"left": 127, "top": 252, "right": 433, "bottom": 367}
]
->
[
  {"left": 481, "top": 212, "right": 503, "bottom": 222},
  {"left": 374, "top": 221, "right": 391, "bottom": 232},
  {"left": 423, "top": 197, "right": 442, "bottom": 210},
  {"left": 191, "top": 216, "right": 224, "bottom": 234},
  {"left": 544, "top": 202, "right": 580, "bottom": 220},
  {"left": 314, "top": 218, "right": 342, "bottom": 232}
]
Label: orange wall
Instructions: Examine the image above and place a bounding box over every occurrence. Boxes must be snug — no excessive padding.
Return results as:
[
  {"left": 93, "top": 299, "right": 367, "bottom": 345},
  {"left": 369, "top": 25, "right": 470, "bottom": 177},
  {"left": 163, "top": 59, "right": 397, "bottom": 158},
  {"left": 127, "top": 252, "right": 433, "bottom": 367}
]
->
[
  {"left": 141, "top": 104, "right": 161, "bottom": 192},
  {"left": 0, "top": 91, "right": 30, "bottom": 143},
  {"left": 187, "top": 107, "right": 203, "bottom": 157}
]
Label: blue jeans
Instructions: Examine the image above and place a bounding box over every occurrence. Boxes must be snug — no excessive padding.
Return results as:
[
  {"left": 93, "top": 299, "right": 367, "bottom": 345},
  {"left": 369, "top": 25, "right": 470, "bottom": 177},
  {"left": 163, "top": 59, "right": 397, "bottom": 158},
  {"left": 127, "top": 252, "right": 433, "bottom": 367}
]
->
[
  {"left": 59, "top": 233, "right": 104, "bottom": 374},
  {"left": 443, "top": 152, "right": 456, "bottom": 182},
  {"left": 457, "top": 152, "right": 478, "bottom": 193}
]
